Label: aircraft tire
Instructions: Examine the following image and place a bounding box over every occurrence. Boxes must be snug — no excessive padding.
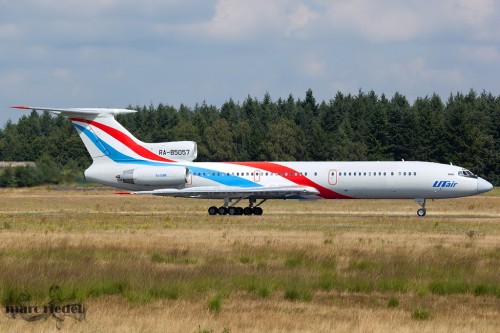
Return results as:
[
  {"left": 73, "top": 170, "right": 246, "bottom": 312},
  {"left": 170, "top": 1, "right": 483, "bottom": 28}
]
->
[
  {"left": 218, "top": 207, "right": 228, "bottom": 215},
  {"left": 208, "top": 206, "right": 218, "bottom": 215},
  {"left": 417, "top": 208, "right": 426, "bottom": 217},
  {"left": 243, "top": 207, "right": 253, "bottom": 215},
  {"left": 228, "top": 207, "right": 238, "bottom": 215},
  {"left": 252, "top": 207, "right": 263, "bottom": 215}
]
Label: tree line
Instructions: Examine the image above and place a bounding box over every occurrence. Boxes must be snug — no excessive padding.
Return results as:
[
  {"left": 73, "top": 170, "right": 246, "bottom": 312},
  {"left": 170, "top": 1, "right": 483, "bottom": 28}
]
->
[{"left": 1, "top": 89, "right": 499, "bottom": 186}]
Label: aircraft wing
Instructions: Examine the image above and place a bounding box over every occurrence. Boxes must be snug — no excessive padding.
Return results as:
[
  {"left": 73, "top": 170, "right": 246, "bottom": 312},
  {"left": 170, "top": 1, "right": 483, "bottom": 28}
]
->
[{"left": 126, "top": 185, "right": 320, "bottom": 199}]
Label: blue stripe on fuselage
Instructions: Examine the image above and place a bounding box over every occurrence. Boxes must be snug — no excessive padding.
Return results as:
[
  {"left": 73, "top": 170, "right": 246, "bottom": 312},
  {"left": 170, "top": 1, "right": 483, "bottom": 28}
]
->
[
  {"left": 74, "top": 122, "right": 260, "bottom": 188},
  {"left": 73, "top": 123, "right": 136, "bottom": 162}
]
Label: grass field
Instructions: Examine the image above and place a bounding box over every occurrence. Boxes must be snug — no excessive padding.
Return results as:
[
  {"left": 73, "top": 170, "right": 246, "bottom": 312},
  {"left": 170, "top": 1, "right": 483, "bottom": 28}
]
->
[{"left": 0, "top": 187, "right": 499, "bottom": 332}]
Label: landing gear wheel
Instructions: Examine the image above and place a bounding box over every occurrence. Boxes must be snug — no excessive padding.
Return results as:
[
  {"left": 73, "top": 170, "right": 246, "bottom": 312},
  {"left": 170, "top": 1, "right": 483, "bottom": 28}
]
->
[
  {"left": 210, "top": 198, "right": 266, "bottom": 216},
  {"left": 243, "top": 207, "right": 253, "bottom": 215},
  {"left": 417, "top": 208, "right": 426, "bottom": 217},
  {"left": 208, "top": 206, "right": 218, "bottom": 215},
  {"left": 414, "top": 198, "right": 427, "bottom": 217},
  {"left": 252, "top": 207, "right": 263, "bottom": 215}
]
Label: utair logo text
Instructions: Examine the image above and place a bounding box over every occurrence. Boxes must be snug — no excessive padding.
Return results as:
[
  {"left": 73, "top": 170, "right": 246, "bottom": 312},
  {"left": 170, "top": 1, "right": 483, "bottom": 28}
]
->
[{"left": 433, "top": 180, "right": 458, "bottom": 188}]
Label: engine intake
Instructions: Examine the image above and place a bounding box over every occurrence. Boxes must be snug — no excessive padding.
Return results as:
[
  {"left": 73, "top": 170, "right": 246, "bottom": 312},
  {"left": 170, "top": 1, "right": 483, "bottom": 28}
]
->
[{"left": 117, "top": 166, "right": 188, "bottom": 186}]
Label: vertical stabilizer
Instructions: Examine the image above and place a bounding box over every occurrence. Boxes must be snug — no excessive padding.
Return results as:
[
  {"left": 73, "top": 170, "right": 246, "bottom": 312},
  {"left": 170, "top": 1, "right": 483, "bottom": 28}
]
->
[
  {"left": 11, "top": 106, "right": 196, "bottom": 164},
  {"left": 11, "top": 106, "right": 138, "bottom": 163}
]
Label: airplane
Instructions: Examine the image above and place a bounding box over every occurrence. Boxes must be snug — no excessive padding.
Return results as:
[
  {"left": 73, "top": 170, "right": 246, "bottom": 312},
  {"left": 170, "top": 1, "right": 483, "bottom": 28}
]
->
[{"left": 12, "top": 106, "right": 494, "bottom": 217}]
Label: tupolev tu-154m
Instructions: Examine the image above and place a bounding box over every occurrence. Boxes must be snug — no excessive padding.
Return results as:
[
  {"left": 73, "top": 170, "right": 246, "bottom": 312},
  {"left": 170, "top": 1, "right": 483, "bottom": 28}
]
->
[{"left": 12, "top": 106, "right": 493, "bottom": 216}]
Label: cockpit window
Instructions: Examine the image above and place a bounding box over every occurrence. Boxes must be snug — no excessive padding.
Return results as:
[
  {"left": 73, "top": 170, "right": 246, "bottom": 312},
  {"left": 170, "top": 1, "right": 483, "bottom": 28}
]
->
[{"left": 458, "top": 169, "right": 478, "bottom": 179}]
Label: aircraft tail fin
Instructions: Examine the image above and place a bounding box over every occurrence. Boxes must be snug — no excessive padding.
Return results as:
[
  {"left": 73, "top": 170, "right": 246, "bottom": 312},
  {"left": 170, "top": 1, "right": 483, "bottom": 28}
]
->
[{"left": 10, "top": 106, "right": 197, "bottom": 164}]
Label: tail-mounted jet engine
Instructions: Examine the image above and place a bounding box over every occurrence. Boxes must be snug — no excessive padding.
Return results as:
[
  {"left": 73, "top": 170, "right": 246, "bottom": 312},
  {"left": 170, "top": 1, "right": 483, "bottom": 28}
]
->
[{"left": 116, "top": 166, "right": 189, "bottom": 186}]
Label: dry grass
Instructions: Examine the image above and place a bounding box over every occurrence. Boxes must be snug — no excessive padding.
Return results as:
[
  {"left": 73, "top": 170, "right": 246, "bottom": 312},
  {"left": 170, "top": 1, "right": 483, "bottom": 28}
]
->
[{"left": 0, "top": 187, "right": 499, "bottom": 332}]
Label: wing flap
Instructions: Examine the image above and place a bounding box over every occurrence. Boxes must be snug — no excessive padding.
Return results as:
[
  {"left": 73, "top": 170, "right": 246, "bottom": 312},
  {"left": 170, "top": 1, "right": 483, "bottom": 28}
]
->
[{"left": 129, "top": 185, "right": 320, "bottom": 199}]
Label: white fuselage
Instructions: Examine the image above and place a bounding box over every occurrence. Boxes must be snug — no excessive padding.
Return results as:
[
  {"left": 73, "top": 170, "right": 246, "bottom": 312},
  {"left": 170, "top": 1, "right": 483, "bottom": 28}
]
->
[{"left": 85, "top": 160, "right": 489, "bottom": 200}]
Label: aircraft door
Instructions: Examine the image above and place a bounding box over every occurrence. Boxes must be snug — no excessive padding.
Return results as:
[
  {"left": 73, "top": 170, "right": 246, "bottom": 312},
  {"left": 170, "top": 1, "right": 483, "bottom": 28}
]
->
[
  {"left": 328, "top": 169, "right": 338, "bottom": 185},
  {"left": 186, "top": 169, "right": 192, "bottom": 185},
  {"left": 254, "top": 170, "right": 261, "bottom": 182}
]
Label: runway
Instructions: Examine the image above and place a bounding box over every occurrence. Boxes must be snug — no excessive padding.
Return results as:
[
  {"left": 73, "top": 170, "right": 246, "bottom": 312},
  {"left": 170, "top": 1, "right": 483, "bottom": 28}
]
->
[{"left": 0, "top": 187, "right": 498, "bottom": 332}]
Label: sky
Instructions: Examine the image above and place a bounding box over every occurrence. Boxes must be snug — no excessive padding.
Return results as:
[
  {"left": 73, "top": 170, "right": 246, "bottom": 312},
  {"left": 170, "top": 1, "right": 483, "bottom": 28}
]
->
[{"left": 1, "top": 0, "right": 500, "bottom": 126}]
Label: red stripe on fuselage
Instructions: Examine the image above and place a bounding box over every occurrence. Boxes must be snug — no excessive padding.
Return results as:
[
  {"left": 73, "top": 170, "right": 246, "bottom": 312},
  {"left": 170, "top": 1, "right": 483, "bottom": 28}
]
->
[
  {"left": 227, "top": 161, "right": 351, "bottom": 199},
  {"left": 71, "top": 118, "right": 175, "bottom": 163}
]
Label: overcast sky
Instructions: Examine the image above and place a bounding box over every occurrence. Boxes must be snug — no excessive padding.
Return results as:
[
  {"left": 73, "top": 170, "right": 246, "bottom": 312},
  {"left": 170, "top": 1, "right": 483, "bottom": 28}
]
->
[{"left": 1, "top": 0, "right": 499, "bottom": 126}]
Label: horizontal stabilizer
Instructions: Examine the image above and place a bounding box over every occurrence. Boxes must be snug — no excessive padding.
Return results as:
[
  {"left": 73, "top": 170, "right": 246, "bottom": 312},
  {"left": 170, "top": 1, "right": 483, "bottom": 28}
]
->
[{"left": 11, "top": 106, "right": 136, "bottom": 118}]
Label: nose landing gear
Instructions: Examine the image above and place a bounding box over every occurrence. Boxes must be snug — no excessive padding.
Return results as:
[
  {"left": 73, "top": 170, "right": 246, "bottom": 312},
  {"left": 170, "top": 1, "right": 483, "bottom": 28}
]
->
[{"left": 414, "top": 198, "right": 426, "bottom": 217}]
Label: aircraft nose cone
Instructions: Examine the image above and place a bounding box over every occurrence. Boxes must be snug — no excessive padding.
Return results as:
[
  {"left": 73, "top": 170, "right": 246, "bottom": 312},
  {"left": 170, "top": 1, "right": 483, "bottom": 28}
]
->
[{"left": 477, "top": 177, "right": 493, "bottom": 193}]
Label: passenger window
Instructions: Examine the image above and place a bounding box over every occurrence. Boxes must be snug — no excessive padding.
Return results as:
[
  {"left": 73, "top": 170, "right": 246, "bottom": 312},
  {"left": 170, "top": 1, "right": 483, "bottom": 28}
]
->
[
  {"left": 305, "top": 172, "right": 308, "bottom": 176},
  {"left": 391, "top": 172, "right": 394, "bottom": 176},
  {"left": 314, "top": 172, "right": 317, "bottom": 176},
  {"left": 414, "top": 172, "right": 416, "bottom": 176}
]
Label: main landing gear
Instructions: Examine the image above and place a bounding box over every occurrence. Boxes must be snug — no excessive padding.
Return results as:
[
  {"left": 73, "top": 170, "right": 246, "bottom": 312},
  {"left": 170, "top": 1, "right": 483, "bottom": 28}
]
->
[
  {"left": 208, "top": 198, "right": 266, "bottom": 216},
  {"left": 414, "top": 198, "right": 426, "bottom": 217}
]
